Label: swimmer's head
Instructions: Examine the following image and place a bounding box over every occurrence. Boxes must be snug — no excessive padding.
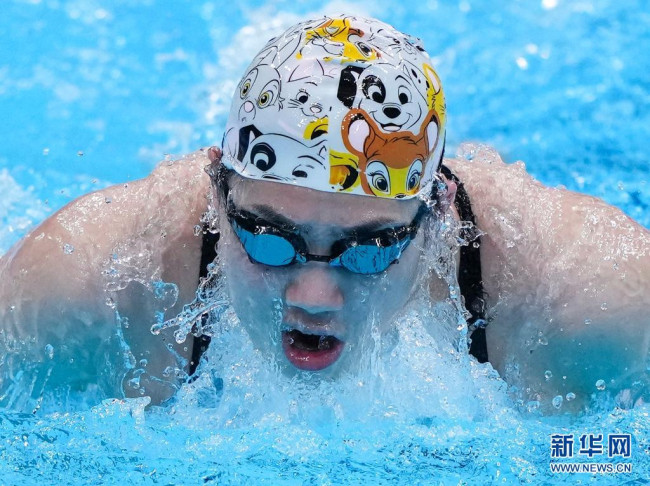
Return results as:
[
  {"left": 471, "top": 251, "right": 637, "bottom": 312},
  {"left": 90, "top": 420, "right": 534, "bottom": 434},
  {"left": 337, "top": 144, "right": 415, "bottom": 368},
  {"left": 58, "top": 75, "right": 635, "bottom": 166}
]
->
[{"left": 222, "top": 15, "right": 446, "bottom": 200}]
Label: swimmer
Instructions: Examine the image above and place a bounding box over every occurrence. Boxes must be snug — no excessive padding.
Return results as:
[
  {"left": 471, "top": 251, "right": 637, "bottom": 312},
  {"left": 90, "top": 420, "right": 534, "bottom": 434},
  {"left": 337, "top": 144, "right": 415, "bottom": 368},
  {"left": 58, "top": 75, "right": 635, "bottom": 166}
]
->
[{"left": 0, "top": 15, "right": 648, "bottom": 412}]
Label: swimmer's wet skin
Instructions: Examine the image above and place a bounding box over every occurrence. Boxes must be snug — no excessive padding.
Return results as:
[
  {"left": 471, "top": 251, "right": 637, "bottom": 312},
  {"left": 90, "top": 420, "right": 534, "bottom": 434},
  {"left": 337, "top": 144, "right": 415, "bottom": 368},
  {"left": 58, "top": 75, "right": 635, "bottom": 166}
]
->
[{"left": 0, "top": 15, "right": 648, "bottom": 413}]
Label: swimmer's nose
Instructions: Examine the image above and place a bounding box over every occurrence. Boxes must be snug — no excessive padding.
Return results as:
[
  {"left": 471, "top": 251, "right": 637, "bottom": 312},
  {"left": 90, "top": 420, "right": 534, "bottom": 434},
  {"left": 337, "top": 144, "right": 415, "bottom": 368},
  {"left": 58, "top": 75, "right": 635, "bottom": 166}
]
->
[
  {"left": 285, "top": 267, "right": 344, "bottom": 314},
  {"left": 383, "top": 105, "right": 401, "bottom": 119}
]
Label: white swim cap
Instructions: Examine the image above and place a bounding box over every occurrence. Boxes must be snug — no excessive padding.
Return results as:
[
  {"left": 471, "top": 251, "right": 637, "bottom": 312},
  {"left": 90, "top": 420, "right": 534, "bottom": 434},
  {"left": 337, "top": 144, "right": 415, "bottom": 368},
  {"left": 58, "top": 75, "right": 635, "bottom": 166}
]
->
[{"left": 222, "top": 15, "right": 446, "bottom": 200}]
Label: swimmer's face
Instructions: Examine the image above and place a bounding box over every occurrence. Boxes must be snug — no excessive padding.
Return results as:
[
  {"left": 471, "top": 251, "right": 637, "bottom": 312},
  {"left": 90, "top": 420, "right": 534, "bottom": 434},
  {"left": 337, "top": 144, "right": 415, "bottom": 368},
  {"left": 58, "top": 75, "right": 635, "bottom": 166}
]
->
[{"left": 218, "top": 173, "right": 427, "bottom": 376}]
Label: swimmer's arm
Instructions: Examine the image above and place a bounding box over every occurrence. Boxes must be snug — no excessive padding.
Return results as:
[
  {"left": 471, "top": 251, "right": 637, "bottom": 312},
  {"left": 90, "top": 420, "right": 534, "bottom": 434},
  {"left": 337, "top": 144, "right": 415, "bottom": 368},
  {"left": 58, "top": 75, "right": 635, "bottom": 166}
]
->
[
  {"left": 446, "top": 150, "right": 649, "bottom": 410},
  {"left": 0, "top": 149, "right": 212, "bottom": 402}
]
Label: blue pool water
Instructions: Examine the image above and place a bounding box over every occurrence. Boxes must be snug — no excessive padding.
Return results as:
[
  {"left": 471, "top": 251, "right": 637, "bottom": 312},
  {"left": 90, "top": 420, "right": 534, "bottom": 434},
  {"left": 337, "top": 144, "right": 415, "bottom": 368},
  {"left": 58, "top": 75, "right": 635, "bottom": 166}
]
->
[{"left": 1, "top": 0, "right": 649, "bottom": 484}]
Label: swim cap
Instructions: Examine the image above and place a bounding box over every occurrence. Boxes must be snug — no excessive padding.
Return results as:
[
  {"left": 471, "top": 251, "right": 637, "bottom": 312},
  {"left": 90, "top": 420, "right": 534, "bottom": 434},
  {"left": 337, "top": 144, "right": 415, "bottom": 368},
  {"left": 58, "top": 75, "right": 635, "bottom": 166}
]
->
[{"left": 222, "top": 15, "right": 446, "bottom": 200}]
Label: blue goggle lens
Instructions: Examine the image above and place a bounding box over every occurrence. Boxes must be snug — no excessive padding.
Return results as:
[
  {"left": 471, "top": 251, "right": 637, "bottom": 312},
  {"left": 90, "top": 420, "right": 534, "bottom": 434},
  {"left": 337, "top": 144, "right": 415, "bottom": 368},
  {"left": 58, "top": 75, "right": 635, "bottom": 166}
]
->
[
  {"left": 232, "top": 221, "right": 297, "bottom": 266},
  {"left": 335, "top": 239, "right": 411, "bottom": 274}
]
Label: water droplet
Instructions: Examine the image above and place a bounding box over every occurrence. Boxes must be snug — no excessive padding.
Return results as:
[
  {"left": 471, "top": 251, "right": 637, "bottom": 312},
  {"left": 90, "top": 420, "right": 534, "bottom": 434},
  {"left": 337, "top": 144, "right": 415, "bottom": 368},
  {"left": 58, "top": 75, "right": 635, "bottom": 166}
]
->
[
  {"left": 139, "top": 359, "right": 148, "bottom": 368},
  {"left": 584, "top": 318, "right": 592, "bottom": 326},
  {"left": 538, "top": 335, "right": 548, "bottom": 345},
  {"left": 77, "top": 150, "right": 84, "bottom": 157},
  {"left": 552, "top": 395, "right": 563, "bottom": 409},
  {"left": 62, "top": 243, "right": 74, "bottom": 254},
  {"left": 565, "top": 392, "right": 576, "bottom": 401},
  {"left": 42, "top": 148, "right": 50, "bottom": 155},
  {"left": 595, "top": 379, "right": 606, "bottom": 391},
  {"left": 44, "top": 344, "right": 54, "bottom": 359},
  {"left": 600, "top": 302, "right": 608, "bottom": 311},
  {"left": 174, "top": 329, "right": 187, "bottom": 344},
  {"left": 544, "top": 370, "right": 553, "bottom": 381}
]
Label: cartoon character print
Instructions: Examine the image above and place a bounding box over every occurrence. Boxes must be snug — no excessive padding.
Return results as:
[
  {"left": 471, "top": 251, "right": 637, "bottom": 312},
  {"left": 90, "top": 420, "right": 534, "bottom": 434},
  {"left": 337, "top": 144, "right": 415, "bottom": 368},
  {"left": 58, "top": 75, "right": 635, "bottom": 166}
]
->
[
  {"left": 372, "top": 27, "right": 427, "bottom": 58},
  {"left": 233, "top": 124, "right": 328, "bottom": 183},
  {"left": 284, "top": 59, "right": 337, "bottom": 122},
  {"left": 236, "top": 49, "right": 285, "bottom": 127},
  {"left": 223, "top": 15, "right": 447, "bottom": 200},
  {"left": 299, "top": 17, "right": 380, "bottom": 63},
  {"left": 336, "top": 62, "right": 430, "bottom": 134},
  {"left": 422, "top": 63, "right": 445, "bottom": 118},
  {"left": 340, "top": 108, "right": 440, "bottom": 198}
]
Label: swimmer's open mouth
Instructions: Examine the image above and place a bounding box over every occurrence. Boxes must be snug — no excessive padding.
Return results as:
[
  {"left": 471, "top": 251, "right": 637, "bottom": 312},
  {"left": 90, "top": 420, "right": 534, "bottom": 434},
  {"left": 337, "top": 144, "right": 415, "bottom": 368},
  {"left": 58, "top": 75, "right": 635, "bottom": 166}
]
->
[{"left": 281, "top": 329, "right": 345, "bottom": 371}]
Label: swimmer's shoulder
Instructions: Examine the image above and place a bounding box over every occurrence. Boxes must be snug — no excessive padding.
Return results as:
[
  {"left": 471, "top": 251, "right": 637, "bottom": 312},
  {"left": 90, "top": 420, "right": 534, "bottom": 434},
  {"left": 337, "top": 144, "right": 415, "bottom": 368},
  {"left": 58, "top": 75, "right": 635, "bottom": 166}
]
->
[
  {"left": 0, "top": 148, "right": 214, "bottom": 327},
  {"left": 445, "top": 146, "right": 650, "bottom": 389},
  {"left": 443, "top": 145, "right": 650, "bottom": 312}
]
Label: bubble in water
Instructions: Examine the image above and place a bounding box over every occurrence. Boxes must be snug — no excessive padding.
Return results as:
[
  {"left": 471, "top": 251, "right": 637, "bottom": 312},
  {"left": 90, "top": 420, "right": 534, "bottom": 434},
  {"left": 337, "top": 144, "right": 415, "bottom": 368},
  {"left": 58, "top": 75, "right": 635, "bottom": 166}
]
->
[
  {"left": 595, "top": 379, "right": 606, "bottom": 391},
  {"left": 600, "top": 303, "right": 608, "bottom": 311},
  {"left": 105, "top": 297, "right": 116, "bottom": 309},
  {"left": 174, "top": 328, "right": 188, "bottom": 344},
  {"left": 194, "top": 225, "right": 202, "bottom": 237},
  {"left": 42, "top": 148, "right": 50, "bottom": 155},
  {"left": 77, "top": 151, "right": 84, "bottom": 156},
  {"left": 565, "top": 392, "right": 576, "bottom": 401},
  {"left": 472, "top": 241, "right": 480, "bottom": 248},
  {"left": 538, "top": 335, "right": 548, "bottom": 346},
  {"left": 139, "top": 359, "right": 148, "bottom": 368},
  {"left": 153, "top": 281, "right": 179, "bottom": 309},
  {"left": 44, "top": 344, "right": 54, "bottom": 360},
  {"left": 544, "top": 370, "right": 552, "bottom": 381},
  {"left": 584, "top": 318, "right": 592, "bottom": 326},
  {"left": 552, "top": 395, "right": 563, "bottom": 409},
  {"left": 62, "top": 243, "right": 74, "bottom": 254},
  {"left": 526, "top": 400, "right": 540, "bottom": 413},
  {"left": 105, "top": 197, "right": 112, "bottom": 204}
]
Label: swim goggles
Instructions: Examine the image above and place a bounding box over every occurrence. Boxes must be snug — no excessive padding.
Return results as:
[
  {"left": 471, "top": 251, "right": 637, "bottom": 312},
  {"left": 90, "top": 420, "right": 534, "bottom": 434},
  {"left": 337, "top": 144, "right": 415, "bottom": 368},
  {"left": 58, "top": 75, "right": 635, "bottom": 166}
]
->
[{"left": 226, "top": 204, "right": 428, "bottom": 275}]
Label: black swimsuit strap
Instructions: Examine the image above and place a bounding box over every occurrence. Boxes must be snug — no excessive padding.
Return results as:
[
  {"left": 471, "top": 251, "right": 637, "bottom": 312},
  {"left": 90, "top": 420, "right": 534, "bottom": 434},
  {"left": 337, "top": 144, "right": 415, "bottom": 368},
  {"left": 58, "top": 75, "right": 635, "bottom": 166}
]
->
[
  {"left": 440, "top": 165, "right": 488, "bottom": 363},
  {"left": 190, "top": 170, "right": 488, "bottom": 375},
  {"left": 188, "top": 230, "right": 219, "bottom": 376}
]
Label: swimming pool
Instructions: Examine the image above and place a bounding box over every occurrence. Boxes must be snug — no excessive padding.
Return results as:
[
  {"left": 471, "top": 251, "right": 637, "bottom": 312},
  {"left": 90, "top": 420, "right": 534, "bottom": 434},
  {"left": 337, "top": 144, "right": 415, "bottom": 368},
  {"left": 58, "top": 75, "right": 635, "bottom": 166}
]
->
[{"left": 1, "top": 0, "right": 648, "bottom": 484}]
